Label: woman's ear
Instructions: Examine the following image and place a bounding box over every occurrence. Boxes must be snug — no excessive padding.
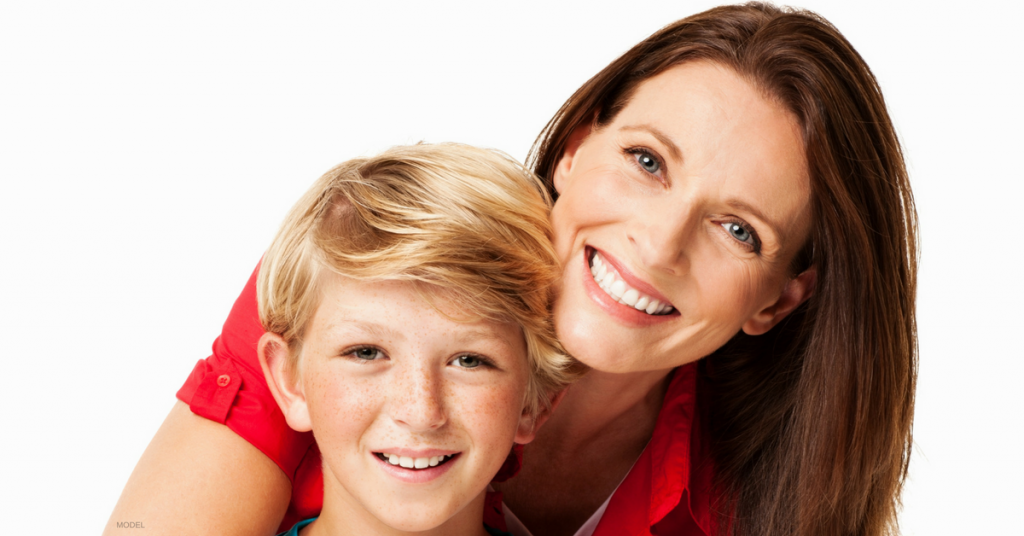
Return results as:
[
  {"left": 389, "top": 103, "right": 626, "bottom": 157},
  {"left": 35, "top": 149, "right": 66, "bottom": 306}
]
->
[
  {"left": 257, "top": 332, "right": 312, "bottom": 432},
  {"left": 513, "top": 388, "right": 568, "bottom": 445},
  {"left": 552, "top": 122, "right": 593, "bottom": 195},
  {"left": 742, "top": 267, "right": 817, "bottom": 336}
]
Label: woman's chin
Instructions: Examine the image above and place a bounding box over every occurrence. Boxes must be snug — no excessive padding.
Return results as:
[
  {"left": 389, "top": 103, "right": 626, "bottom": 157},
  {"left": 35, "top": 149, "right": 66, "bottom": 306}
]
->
[{"left": 554, "top": 314, "right": 640, "bottom": 374}]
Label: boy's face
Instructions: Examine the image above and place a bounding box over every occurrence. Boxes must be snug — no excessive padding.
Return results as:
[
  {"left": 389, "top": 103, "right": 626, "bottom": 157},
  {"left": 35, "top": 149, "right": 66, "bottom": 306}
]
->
[{"left": 263, "top": 273, "right": 539, "bottom": 532}]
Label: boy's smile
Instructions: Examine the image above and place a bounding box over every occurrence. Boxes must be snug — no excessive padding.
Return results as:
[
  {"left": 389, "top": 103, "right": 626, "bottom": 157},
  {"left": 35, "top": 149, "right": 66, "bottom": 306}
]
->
[
  {"left": 373, "top": 450, "right": 460, "bottom": 483},
  {"left": 262, "top": 273, "right": 542, "bottom": 534}
]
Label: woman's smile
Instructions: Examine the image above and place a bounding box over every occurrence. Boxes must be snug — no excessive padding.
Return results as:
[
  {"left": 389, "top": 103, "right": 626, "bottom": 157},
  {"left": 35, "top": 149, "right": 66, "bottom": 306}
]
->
[{"left": 582, "top": 246, "right": 680, "bottom": 327}]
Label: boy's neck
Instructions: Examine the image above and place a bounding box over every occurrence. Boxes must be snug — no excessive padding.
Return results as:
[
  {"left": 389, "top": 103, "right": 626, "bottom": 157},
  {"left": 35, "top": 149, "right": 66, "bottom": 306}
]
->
[{"left": 304, "top": 466, "right": 491, "bottom": 536}]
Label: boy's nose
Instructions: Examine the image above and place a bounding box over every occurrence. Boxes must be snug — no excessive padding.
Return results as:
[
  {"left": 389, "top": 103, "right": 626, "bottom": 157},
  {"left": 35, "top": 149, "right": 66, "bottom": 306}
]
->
[{"left": 389, "top": 366, "right": 447, "bottom": 431}]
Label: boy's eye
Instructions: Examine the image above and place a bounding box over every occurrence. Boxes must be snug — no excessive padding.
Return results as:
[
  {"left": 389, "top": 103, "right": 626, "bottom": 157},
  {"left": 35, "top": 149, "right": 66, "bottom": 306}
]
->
[
  {"left": 452, "top": 355, "right": 483, "bottom": 368},
  {"left": 349, "top": 347, "right": 385, "bottom": 361}
]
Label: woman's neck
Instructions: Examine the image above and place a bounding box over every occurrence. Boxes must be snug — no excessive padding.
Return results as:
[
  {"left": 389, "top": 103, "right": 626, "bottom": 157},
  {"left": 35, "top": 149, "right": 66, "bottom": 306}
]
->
[
  {"left": 489, "top": 367, "right": 675, "bottom": 536},
  {"left": 540, "top": 367, "right": 673, "bottom": 456}
]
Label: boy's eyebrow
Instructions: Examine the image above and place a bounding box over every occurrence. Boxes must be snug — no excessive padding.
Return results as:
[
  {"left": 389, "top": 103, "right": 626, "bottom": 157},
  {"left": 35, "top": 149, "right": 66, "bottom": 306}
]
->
[
  {"left": 344, "top": 320, "right": 407, "bottom": 342},
  {"left": 342, "top": 321, "right": 519, "bottom": 354},
  {"left": 455, "top": 328, "right": 519, "bottom": 352}
]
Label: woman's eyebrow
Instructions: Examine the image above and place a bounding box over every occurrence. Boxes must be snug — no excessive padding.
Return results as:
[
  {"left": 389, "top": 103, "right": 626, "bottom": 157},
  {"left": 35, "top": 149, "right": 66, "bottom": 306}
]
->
[
  {"left": 726, "top": 198, "right": 783, "bottom": 240},
  {"left": 621, "top": 124, "right": 683, "bottom": 162}
]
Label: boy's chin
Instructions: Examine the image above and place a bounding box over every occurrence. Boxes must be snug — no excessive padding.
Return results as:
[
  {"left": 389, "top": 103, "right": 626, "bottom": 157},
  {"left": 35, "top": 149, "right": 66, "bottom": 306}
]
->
[{"left": 364, "top": 490, "right": 484, "bottom": 533}]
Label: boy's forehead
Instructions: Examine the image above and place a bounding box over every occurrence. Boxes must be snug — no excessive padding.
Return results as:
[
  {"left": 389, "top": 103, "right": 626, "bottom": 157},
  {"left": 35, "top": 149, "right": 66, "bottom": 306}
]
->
[{"left": 313, "top": 273, "right": 524, "bottom": 351}]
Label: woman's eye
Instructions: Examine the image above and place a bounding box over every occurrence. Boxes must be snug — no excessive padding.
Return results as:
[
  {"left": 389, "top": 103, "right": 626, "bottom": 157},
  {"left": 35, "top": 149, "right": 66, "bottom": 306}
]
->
[
  {"left": 350, "top": 347, "right": 385, "bottom": 361},
  {"left": 721, "top": 222, "right": 757, "bottom": 247},
  {"left": 633, "top": 151, "right": 661, "bottom": 174},
  {"left": 452, "top": 355, "right": 483, "bottom": 368}
]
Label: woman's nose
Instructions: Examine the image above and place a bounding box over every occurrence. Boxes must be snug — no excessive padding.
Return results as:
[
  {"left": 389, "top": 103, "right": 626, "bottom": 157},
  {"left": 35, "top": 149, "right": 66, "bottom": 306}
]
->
[
  {"left": 628, "top": 198, "right": 695, "bottom": 275},
  {"left": 389, "top": 364, "right": 447, "bottom": 432}
]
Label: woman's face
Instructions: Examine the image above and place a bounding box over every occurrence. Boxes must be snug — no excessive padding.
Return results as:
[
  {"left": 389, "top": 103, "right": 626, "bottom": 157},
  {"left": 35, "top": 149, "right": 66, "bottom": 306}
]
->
[{"left": 551, "top": 61, "right": 815, "bottom": 374}]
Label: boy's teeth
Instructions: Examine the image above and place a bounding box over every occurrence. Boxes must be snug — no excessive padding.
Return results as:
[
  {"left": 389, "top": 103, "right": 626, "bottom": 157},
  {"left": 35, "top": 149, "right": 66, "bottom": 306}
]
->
[
  {"left": 589, "top": 252, "right": 674, "bottom": 315},
  {"left": 383, "top": 453, "right": 449, "bottom": 469}
]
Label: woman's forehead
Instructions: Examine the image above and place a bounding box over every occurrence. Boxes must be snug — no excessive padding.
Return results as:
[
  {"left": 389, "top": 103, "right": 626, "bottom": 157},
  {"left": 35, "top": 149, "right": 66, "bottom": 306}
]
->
[
  {"left": 607, "top": 61, "right": 813, "bottom": 249},
  {"left": 614, "top": 62, "right": 804, "bottom": 160}
]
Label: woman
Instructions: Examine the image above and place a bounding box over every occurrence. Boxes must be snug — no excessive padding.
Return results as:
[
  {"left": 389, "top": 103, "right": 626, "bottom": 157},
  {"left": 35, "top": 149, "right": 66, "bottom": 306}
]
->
[{"left": 107, "top": 4, "right": 917, "bottom": 536}]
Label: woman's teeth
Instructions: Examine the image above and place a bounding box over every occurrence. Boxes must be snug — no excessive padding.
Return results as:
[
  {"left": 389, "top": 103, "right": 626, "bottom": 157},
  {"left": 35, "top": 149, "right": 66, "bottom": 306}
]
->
[
  {"left": 590, "top": 252, "right": 674, "bottom": 315},
  {"left": 381, "top": 453, "right": 453, "bottom": 469}
]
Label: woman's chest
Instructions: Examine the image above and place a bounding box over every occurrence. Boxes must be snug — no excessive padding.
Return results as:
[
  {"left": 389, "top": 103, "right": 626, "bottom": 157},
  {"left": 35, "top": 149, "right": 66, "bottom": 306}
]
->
[{"left": 493, "top": 438, "right": 643, "bottom": 536}]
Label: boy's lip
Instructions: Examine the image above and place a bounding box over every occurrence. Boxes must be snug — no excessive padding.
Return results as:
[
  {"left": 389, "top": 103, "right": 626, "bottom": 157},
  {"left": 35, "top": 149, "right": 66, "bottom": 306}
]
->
[
  {"left": 374, "top": 448, "right": 459, "bottom": 458},
  {"left": 372, "top": 450, "right": 461, "bottom": 484}
]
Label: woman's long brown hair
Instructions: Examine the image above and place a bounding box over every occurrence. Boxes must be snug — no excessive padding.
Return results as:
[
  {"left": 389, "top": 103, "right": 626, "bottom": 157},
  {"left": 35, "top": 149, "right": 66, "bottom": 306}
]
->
[{"left": 527, "top": 4, "right": 918, "bottom": 535}]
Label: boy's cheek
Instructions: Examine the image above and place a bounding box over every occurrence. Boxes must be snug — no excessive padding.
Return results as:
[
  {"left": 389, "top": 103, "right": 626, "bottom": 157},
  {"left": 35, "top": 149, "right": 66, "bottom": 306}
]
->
[
  {"left": 457, "top": 381, "right": 529, "bottom": 447},
  {"left": 304, "top": 370, "right": 380, "bottom": 430}
]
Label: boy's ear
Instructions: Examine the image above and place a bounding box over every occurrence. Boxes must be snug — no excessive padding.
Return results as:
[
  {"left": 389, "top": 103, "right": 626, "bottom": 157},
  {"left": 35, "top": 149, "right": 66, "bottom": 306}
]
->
[
  {"left": 513, "top": 388, "right": 568, "bottom": 445},
  {"left": 552, "top": 121, "right": 594, "bottom": 196},
  {"left": 742, "top": 267, "right": 817, "bottom": 336},
  {"left": 257, "top": 332, "right": 312, "bottom": 432}
]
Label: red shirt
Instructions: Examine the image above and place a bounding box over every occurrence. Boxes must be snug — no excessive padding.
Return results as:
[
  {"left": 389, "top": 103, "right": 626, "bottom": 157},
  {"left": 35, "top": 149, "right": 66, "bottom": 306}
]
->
[{"left": 177, "top": 265, "right": 714, "bottom": 535}]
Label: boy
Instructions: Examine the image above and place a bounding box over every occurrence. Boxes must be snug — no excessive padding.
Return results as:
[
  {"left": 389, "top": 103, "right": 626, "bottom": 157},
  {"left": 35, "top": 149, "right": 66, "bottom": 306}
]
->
[{"left": 255, "top": 143, "right": 578, "bottom": 535}]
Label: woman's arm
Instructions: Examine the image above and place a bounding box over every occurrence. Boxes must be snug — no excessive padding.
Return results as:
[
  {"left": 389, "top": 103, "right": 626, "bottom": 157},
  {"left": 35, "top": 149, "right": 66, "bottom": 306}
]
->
[
  {"left": 104, "top": 401, "right": 291, "bottom": 536},
  {"left": 103, "top": 263, "right": 314, "bottom": 534}
]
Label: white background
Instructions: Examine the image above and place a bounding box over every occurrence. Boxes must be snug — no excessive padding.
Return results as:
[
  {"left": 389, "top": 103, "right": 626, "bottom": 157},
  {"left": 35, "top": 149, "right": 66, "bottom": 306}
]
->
[{"left": 1, "top": 1, "right": 1021, "bottom": 533}]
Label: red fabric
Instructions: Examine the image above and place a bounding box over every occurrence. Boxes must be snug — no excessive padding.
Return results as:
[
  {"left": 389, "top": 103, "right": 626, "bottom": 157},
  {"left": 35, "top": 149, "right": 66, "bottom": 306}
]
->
[
  {"left": 484, "top": 490, "right": 509, "bottom": 532},
  {"left": 176, "top": 264, "right": 319, "bottom": 531},
  {"left": 178, "top": 264, "right": 714, "bottom": 535},
  {"left": 591, "top": 363, "right": 713, "bottom": 536}
]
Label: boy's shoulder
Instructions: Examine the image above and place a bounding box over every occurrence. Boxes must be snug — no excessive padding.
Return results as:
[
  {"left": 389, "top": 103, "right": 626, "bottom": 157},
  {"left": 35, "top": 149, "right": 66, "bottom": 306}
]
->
[
  {"left": 277, "top": 518, "right": 513, "bottom": 536},
  {"left": 276, "top": 517, "right": 315, "bottom": 536}
]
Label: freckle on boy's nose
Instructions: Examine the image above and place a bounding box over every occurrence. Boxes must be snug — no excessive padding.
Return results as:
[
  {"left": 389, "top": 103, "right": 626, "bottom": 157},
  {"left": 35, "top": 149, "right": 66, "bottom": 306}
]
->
[{"left": 390, "top": 369, "right": 446, "bottom": 430}]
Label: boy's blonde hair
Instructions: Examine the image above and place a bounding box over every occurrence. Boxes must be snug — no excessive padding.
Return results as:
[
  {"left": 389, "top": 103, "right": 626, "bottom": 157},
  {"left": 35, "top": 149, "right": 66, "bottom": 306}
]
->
[{"left": 257, "top": 143, "right": 579, "bottom": 416}]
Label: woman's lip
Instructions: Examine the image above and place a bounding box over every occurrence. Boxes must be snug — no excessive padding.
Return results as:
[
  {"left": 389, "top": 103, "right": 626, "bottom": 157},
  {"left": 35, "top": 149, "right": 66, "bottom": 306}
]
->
[
  {"left": 581, "top": 248, "right": 678, "bottom": 326},
  {"left": 587, "top": 247, "right": 673, "bottom": 305},
  {"left": 372, "top": 451, "right": 460, "bottom": 484}
]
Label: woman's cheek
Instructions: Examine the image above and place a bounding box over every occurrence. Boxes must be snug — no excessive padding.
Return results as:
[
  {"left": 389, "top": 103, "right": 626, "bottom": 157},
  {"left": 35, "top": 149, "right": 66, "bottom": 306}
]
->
[
  {"left": 552, "top": 168, "right": 628, "bottom": 246},
  {"left": 693, "top": 255, "right": 769, "bottom": 335}
]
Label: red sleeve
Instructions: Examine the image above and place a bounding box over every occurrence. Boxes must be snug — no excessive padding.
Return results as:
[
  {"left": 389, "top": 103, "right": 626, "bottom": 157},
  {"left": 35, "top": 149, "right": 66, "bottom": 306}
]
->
[{"left": 176, "top": 263, "right": 317, "bottom": 485}]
